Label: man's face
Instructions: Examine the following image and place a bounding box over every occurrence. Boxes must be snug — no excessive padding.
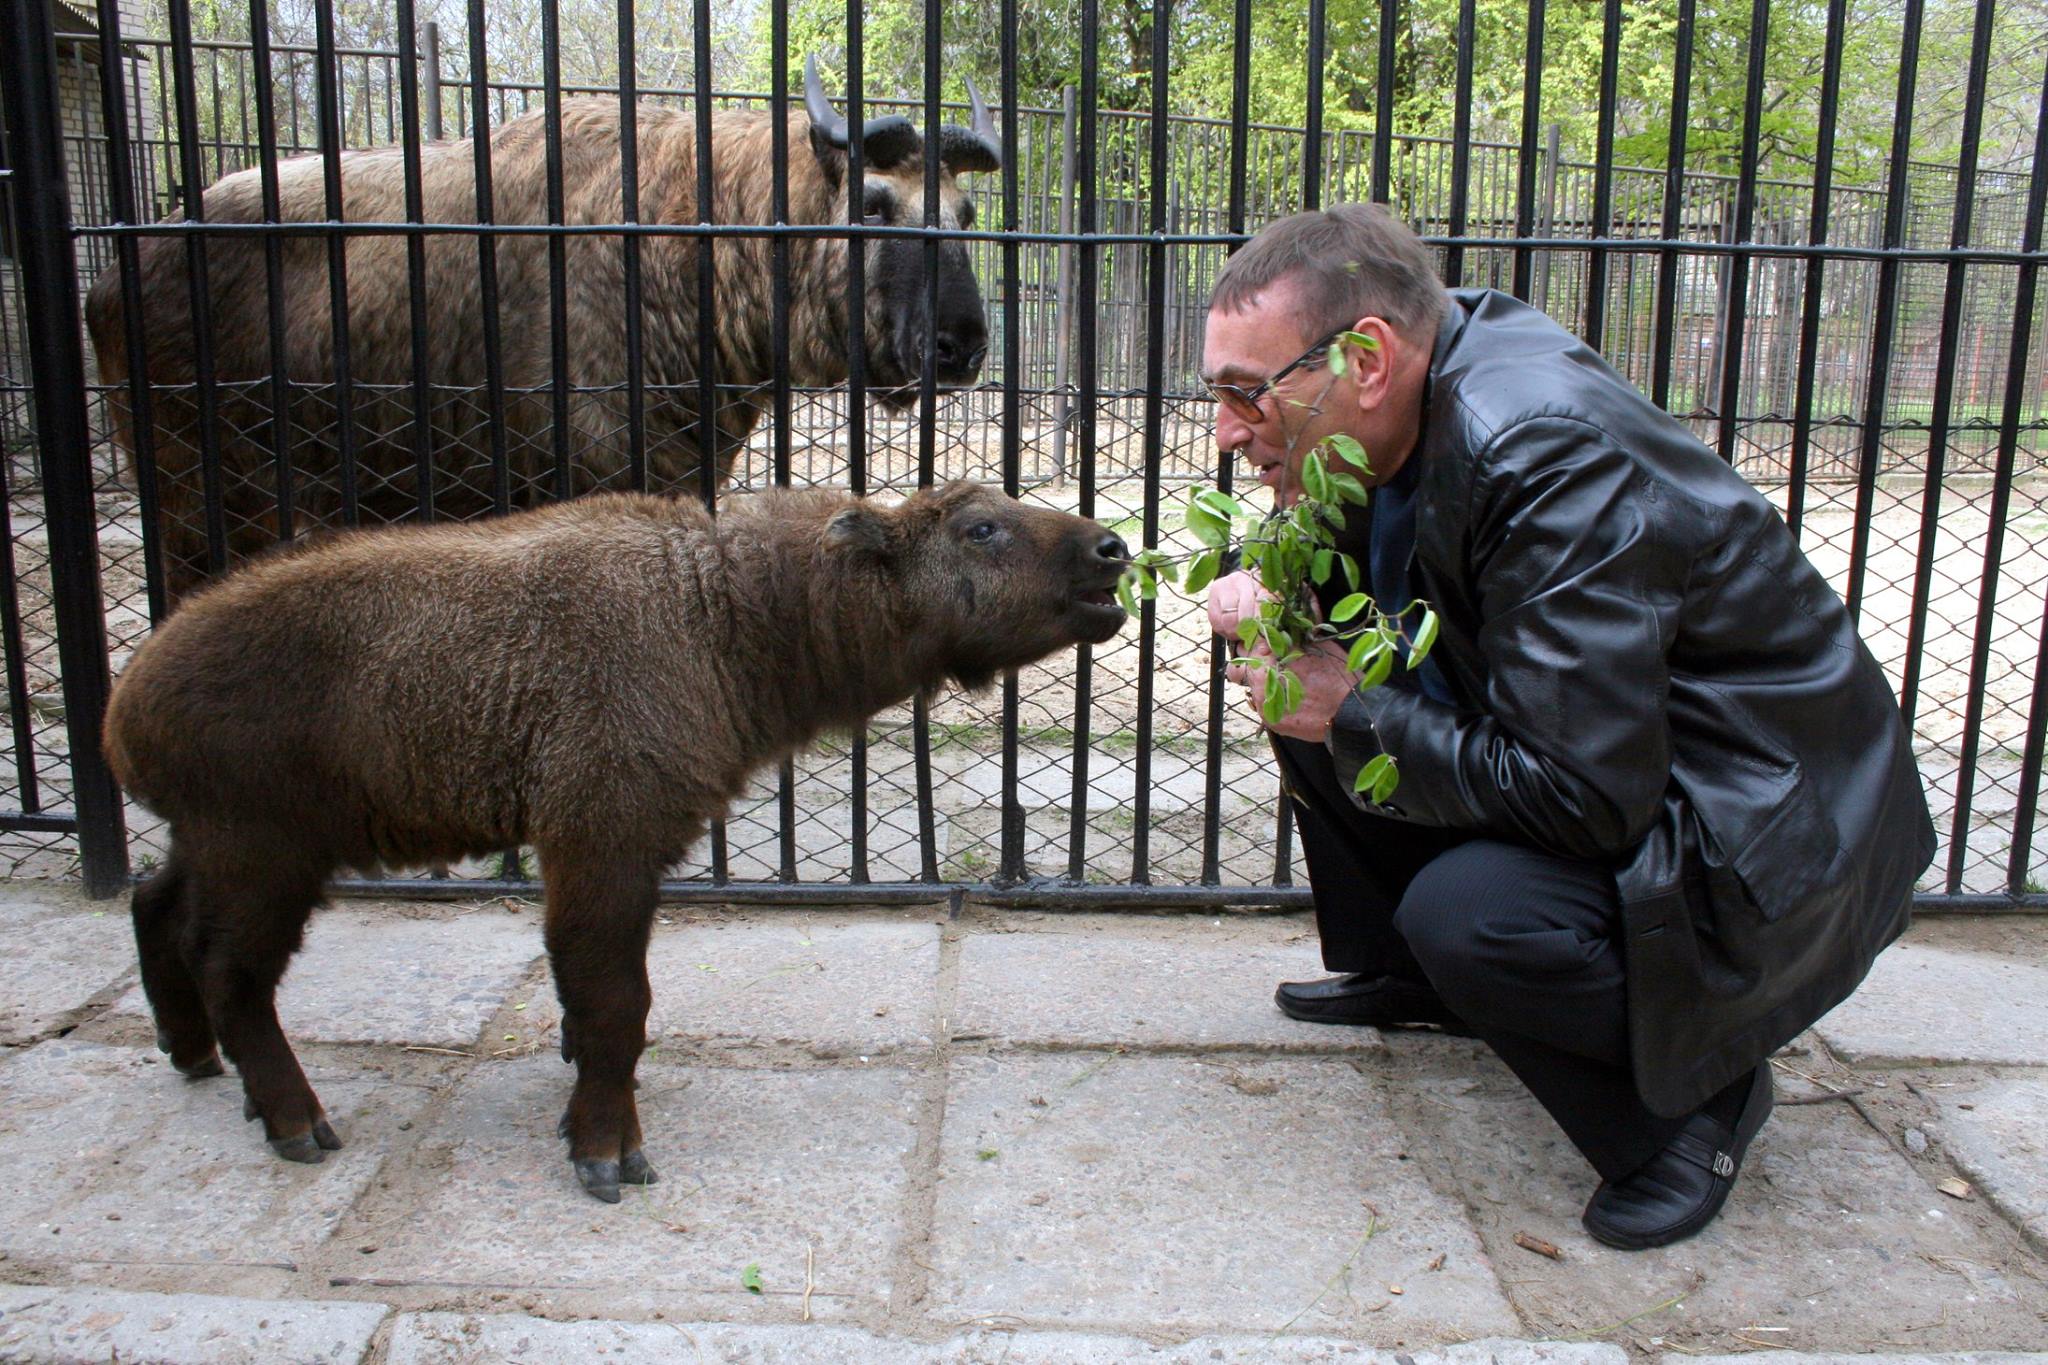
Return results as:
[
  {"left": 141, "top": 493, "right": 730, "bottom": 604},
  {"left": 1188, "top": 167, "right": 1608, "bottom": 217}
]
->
[{"left": 1201, "top": 282, "right": 1362, "bottom": 508}]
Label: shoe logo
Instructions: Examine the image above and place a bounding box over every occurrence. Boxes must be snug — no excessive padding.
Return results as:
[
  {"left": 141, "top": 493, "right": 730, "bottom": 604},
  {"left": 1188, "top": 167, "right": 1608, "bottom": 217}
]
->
[{"left": 1712, "top": 1151, "right": 1736, "bottom": 1178}]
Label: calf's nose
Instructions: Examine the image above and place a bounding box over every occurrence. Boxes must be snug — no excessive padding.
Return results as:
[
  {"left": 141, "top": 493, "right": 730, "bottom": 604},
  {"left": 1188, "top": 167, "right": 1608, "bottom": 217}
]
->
[{"left": 1095, "top": 532, "right": 1128, "bottom": 564}]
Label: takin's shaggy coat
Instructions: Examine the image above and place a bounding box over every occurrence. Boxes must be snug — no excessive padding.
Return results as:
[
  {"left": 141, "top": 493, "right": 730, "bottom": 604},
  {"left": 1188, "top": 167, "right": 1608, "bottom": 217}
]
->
[
  {"left": 103, "top": 481, "right": 1126, "bottom": 1201},
  {"left": 87, "top": 74, "right": 997, "bottom": 605}
]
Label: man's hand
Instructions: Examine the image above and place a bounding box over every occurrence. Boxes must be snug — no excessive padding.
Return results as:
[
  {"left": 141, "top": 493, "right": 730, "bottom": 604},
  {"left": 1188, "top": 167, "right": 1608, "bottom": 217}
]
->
[
  {"left": 1247, "top": 639, "right": 1355, "bottom": 741},
  {"left": 1207, "top": 570, "right": 1272, "bottom": 685}
]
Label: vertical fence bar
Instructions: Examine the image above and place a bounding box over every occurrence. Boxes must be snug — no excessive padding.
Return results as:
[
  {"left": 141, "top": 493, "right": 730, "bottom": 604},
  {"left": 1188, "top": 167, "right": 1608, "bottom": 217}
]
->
[
  {"left": 0, "top": 0, "right": 128, "bottom": 895},
  {"left": 1649, "top": 0, "right": 1694, "bottom": 412},
  {"left": 1444, "top": 0, "right": 1474, "bottom": 284},
  {"left": 1371, "top": 0, "right": 1395, "bottom": 205},
  {"left": 1785, "top": 0, "right": 1848, "bottom": 543},
  {"left": 91, "top": 0, "right": 168, "bottom": 623},
  {"left": 1844, "top": 0, "right": 1923, "bottom": 623},
  {"left": 466, "top": 0, "right": 511, "bottom": 517},
  {"left": 1711, "top": 0, "right": 1771, "bottom": 467},
  {"left": 1065, "top": 0, "right": 1102, "bottom": 883},
  {"left": 165, "top": 0, "right": 227, "bottom": 574},
  {"left": 395, "top": 0, "right": 436, "bottom": 523},
  {"left": 690, "top": 0, "right": 728, "bottom": 884},
  {"left": 1582, "top": 0, "right": 1621, "bottom": 351},
  {"left": 1303, "top": 0, "right": 1325, "bottom": 210},
  {"left": 312, "top": 0, "right": 360, "bottom": 527},
  {"left": 541, "top": 0, "right": 574, "bottom": 502},
  {"left": 1200, "top": 0, "right": 1255, "bottom": 886},
  {"left": 1510, "top": 0, "right": 1544, "bottom": 301},
  {"left": 845, "top": 9, "right": 871, "bottom": 884},
  {"left": 1900, "top": 0, "right": 1995, "bottom": 741},
  {"left": 247, "top": 0, "right": 295, "bottom": 543},
  {"left": 996, "top": 0, "right": 1024, "bottom": 883},
  {"left": 616, "top": 0, "right": 646, "bottom": 494},
  {"left": 771, "top": 4, "right": 797, "bottom": 882},
  {"left": 1998, "top": 59, "right": 2048, "bottom": 893},
  {"left": 1129, "top": 0, "right": 1170, "bottom": 886},
  {"left": 912, "top": 0, "right": 943, "bottom": 883}
]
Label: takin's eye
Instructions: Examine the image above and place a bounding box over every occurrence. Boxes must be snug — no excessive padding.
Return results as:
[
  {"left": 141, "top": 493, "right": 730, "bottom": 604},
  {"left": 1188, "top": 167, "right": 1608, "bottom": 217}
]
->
[{"left": 965, "top": 520, "right": 1000, "bottom": 544}]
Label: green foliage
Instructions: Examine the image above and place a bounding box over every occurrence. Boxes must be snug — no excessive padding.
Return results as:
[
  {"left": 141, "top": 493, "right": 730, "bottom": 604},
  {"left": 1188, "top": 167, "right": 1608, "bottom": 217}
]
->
[{"left": 1118, "top": 379, "right": 1443, "bottom": 801}]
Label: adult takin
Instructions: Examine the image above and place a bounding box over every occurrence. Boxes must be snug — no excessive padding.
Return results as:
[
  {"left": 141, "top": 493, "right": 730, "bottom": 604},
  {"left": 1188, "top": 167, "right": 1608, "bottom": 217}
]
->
[
  {"left": 102, "top": 481, "right": 1127, "bottom": 1202},
  {"left": 86, "top": 58, "right": 1000, "bottom": 604}
]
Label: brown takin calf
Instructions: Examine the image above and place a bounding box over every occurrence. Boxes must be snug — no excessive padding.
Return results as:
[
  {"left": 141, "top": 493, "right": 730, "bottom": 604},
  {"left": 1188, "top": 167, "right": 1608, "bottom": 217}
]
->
[{"left": 103, "top": 482, "right": 1127, "bottom": 1202}]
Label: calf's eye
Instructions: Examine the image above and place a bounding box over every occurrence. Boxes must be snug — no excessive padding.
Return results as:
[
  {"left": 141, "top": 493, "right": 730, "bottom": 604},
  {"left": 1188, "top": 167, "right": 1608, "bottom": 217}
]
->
[{"left": 967, "top": 521, "right": 998, "bottom": 543}]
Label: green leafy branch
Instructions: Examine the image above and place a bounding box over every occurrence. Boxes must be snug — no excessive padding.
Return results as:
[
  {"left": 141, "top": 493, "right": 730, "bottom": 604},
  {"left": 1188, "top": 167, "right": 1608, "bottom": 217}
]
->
[{"left": 1114, "top": 334, "right": 1439, "bottom": 802}]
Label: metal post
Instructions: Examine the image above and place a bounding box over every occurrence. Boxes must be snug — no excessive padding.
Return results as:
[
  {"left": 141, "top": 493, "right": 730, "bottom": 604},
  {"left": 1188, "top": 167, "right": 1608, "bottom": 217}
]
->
[
  {"left": 1536, "top": 122, "right": 1560, "bottom": 309},
  {"left": 0, "top": 0, "right": 130, "bottom": 897},
  {"left": 424, "top": 21, "right": 443, "bottom": 142},
  {"left": 1052, "top": 85, "right": 1076, "bottom": 484}
]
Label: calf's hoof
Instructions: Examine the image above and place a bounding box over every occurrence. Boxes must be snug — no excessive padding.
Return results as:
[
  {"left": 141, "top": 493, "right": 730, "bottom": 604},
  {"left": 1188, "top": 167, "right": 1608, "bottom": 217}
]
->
[
  {"left": 267, "top": 1120, "right": 343, "bottom": 1165},
  {"left": 620, "top": 1149, "right": 659, "bottom": 1186},
  {"left": 574, "top": 1157, "right": 623, "bottom": 1203},
  {"left": 174, "top": 1051, "right": 224, "bottom": 1079}
]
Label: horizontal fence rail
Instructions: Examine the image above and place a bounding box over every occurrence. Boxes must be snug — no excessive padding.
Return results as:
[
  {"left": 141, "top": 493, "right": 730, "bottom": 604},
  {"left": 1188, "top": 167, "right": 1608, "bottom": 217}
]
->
[{"left": 1, "top": 1, "right": 2044, "bottom": 909}]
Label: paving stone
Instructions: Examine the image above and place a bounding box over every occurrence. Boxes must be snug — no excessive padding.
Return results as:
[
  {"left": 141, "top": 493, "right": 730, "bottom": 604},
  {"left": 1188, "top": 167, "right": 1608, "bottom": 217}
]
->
[
  {"left": 0, "top": 1284, "right": 389, "bottom": 1364},
  {"left": 1395, "top": 1045, "right": 2048, "bottom": 1354},
  {"left": 1812, "top": 943, "right": 2048, "bottom": 1066},
  {"left": 390, "top": 1311, "right": 1624, "bottom": 1364},
  {"left": 1671, "top": 1356, "right": 2048, "bottom": 1364},
  {"left": 644, "top": 914, "right": 941, "bottom": 1055},
  {"left": 1931, "top": 1074, "right": 2048, "bottom": 1253},
  {"left": 928, "top": 1052, "right": 1515, "bottom": 1338},
  {"left": 346, "top": 1057, "right": 920, "bottom": 1318},
  {"left": 0, "top": 1039, "right": 425, "bottom": 1267},
  {"left": 952, "top": 916, "right": 1385, "bottom": 1052},
  {"left": 0, "top": 884, "right": 134, "bottom": 1045},
  {"left": 106, "top": 907, "right": 540, "bottom": 1049}
]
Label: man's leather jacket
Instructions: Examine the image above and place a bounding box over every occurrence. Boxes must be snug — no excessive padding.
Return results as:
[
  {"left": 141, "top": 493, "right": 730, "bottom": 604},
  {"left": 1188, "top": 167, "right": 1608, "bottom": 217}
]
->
[{"left": 1328, "top": 288, "right": 1936, "bottom": 1116}]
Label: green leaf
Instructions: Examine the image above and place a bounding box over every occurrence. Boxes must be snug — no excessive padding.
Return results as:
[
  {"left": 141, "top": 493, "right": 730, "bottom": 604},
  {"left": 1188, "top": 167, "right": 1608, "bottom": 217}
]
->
[
  {"left": 1326, "top": 343, "right": 1347, "bottom": 376},
  {"left": 1354, "top": 753, "right": 1396, "bottom": 798},
  {"left": 1312, "top": 547, "right": 1332, "bottom": 584},
  {"left": 1150, "top": 558, "right": 1179, "bottom": 587},
  {"left": 1261, "top": 678, "right": 1287, "bottom": 725},
  {"left": 1347, "top": 634, "right": 1388, "bottom": 673},
  {"left": 1281, "top": 669, "right": 1303, "bottom": 714},
  {"left": 1195, "top": 488, "right": 1246, "bottom": 520},
  {"left": 1237, "top": 618, "right": 1260, "bottom": 647},
  {"left": 1410, "top": 608, "right": 1440, "bottom": 665},
  {"left": 1136, "top": 568, "right": 1158, "bottom": 600},
  {"left": 1371, "top": 759, "right": 1400, "bottom": 805},
  {"left": 1115, "top": 574, "right": 1140, "bottom": 618},
  {"left": 1183, "top": 548, "right": 1222, "bottom": 595},
  {"left": 1357, "top": 648, "right": 1395, "bottom": 691},
  {"left": 741, "top": 1263, "right": 764, "bottom": 1294},
  {"left": 1341, "top": 329, "right": 1380, "bottom": 352},
  {"left": 1340, "top": 554, "right": 1361, "bottom": 591},
  {"left": 1185, "top": 501, "right": 1230, "bottom": 548},
  {"left": 1301, "top": 452, "right": 1331, "bottom": 505},
  {"left": 1330, "top": 473, "right": 1371, "bottom": 506},
  {"left": 1324, "top": 433, "right": 1370, "bottom": 471},
  {"left": 1330, "top": 592, "right": 1369, "bottom": 624}
]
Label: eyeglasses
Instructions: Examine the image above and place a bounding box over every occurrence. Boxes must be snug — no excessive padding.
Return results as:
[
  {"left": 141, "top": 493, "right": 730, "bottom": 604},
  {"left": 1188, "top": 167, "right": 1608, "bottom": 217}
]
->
[{"left": 1204, "top": 328, "right": 1347, "bottom": 423}]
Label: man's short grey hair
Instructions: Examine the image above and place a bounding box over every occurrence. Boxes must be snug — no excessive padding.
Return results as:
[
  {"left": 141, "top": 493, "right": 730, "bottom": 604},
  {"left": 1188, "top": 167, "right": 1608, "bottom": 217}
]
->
[{"left": 1211, "top": 203, "right": 1448, "bottom": 343}]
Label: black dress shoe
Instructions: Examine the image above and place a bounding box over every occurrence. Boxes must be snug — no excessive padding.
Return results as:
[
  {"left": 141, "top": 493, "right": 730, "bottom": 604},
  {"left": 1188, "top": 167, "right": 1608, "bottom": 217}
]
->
[
  {"left": 1273, "top": 972, "right": 1474, "bottom": 1035},
  {"left": 1582, "top": 1063, "right": 1774, "bottom": 1250}
]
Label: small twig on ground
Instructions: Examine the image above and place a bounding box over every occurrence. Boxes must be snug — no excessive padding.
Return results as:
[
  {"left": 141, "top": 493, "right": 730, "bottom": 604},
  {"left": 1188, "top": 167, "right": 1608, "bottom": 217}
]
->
[
  {"left": 1566, "top": 1271, "right": 1704, "bottom": 1341},
  {"left": 802, "top": 1242, "right": 815, "bottom": 1322},
  {"left": 1779, "top": 1086, "right": 1869, "bottom": 1106},
  {"left": 400, "top": 1046, "right": 475, "bottom": 1058},
  {"left": 1513, "top": 1232, "right": 1564, "bottom": 1261}
]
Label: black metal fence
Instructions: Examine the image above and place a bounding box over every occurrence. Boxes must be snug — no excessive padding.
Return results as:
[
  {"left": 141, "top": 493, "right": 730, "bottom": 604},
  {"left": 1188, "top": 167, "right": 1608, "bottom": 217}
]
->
[{"left": 2, "top": 0, "right": 2045, "bottom": 908}]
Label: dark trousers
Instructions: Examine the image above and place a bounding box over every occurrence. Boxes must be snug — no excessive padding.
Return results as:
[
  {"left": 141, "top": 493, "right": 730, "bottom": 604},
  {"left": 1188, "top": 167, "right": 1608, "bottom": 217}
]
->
[{"left": 1273, "top": 734, "right": 1690, "bottom": 1180}]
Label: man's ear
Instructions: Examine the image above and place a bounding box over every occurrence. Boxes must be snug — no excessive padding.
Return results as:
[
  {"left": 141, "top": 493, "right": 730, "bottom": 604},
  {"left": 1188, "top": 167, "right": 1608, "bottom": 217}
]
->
[
  {"left": 825, "top": 503, "right": 897, "bottom": 560},
  {"left": 1345, "top": 316, "right": 1401, "bottom": 409}
]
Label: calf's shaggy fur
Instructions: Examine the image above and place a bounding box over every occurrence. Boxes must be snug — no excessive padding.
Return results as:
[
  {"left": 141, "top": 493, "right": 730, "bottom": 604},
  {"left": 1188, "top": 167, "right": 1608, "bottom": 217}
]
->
[{"left": 104, "top": 481, "right": 1126, "bottom": 1201}]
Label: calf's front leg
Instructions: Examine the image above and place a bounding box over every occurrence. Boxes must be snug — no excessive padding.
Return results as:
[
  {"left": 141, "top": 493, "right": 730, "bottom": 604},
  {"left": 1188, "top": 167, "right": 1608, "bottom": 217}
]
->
[{"left": 541, "top": 846, "right": 662, "bottom": 1203}]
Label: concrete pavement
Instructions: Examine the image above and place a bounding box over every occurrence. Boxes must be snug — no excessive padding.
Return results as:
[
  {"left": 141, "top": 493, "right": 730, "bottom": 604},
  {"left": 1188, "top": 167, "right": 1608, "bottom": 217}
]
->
[{"left": 0, "top": 882, "right": 2043, "bottom": 1362}]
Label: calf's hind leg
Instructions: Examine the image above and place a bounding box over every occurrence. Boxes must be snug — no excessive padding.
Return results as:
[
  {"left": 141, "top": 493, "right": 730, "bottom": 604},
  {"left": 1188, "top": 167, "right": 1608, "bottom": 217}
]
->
[
  {"left": 184, "top": 842, "right": 341, "bottom": 1163},
  {"left": 541, "top": 845, "right": 661, "bottom": 1203},
  {"left": 130, "top": 850, "right": 220, "bottom": 1077}
]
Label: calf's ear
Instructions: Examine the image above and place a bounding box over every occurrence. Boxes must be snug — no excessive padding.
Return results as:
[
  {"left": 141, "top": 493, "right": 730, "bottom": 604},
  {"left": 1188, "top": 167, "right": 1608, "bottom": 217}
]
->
[{"left": 825, "top": 505, "right": 897, "bottom": 561}]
